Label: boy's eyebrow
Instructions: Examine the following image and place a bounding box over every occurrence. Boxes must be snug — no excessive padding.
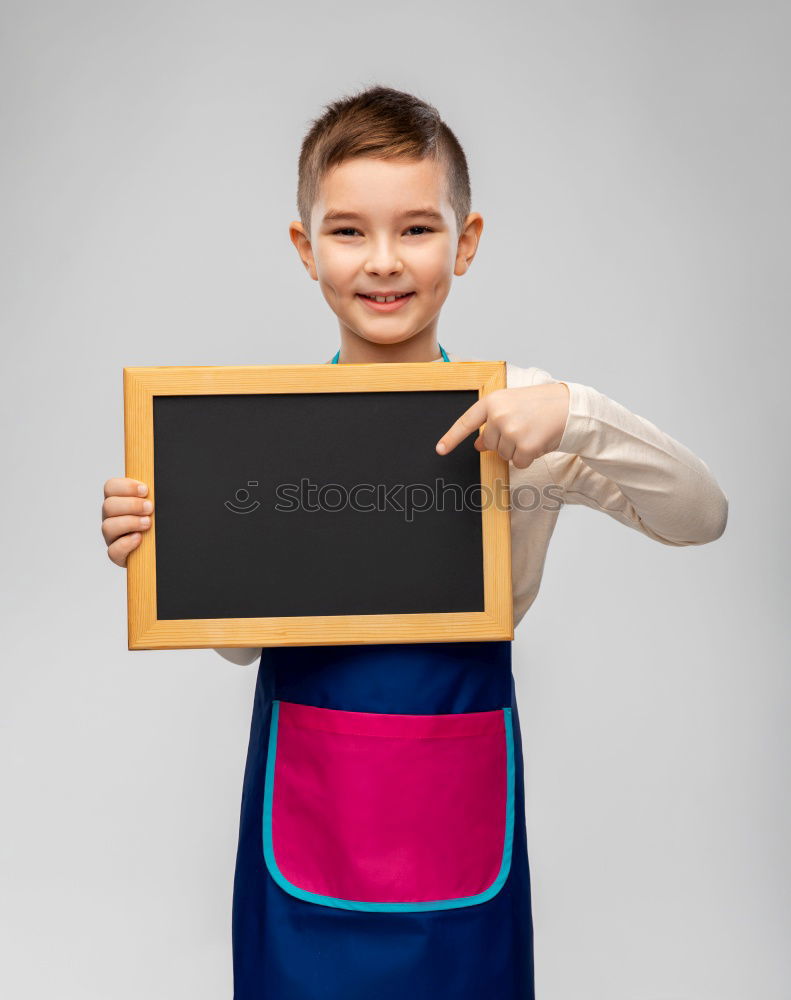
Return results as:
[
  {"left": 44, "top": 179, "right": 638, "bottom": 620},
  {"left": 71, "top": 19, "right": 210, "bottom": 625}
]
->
[{"left": 321, "top": 207, "right": 445, "bottom": 223}]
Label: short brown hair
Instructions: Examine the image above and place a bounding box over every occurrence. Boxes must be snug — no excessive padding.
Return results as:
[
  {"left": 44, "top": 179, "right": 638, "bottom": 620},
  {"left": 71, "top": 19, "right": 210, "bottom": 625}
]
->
[{"left": 297, "top": 84, "right": 472, "bottom": 239}]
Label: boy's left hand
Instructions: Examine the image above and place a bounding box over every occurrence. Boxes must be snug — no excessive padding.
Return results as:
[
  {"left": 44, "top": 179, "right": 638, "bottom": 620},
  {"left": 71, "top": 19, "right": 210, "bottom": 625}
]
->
[{"left": 435, "top": 383, "right": 570, "bottom": 470}]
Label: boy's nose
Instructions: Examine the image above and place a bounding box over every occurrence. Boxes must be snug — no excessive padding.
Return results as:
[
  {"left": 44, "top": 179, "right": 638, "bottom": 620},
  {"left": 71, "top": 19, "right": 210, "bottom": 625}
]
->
[
  {"left": 364, "top": 247, "right": 403, "bottom": 275},
  {"left": 364, "top": 263, "right": 404, "bottom": 278}
]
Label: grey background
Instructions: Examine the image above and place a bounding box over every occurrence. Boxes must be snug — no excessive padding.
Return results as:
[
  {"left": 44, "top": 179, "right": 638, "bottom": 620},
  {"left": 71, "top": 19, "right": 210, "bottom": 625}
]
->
[{"left": 1, "top": 1, "right": 787, "bottom": 997}]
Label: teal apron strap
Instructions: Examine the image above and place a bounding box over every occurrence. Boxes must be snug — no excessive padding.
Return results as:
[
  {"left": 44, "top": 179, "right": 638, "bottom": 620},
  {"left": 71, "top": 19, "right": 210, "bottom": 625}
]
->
[{"left": 331, "top": 344, "right": 449, "bottom": 364}]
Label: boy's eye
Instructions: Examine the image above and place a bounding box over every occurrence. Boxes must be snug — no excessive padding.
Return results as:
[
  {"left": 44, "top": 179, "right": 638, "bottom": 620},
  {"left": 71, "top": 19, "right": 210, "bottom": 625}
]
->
[{"left": 330, "top": 226, "right": 434, "bottom": 237}]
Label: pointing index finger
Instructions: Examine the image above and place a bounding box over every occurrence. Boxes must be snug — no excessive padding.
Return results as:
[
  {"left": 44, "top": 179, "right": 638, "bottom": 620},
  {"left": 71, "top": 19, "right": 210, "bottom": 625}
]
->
[{"left": 436, "top": 396, "right": 490, "bottom": 455}]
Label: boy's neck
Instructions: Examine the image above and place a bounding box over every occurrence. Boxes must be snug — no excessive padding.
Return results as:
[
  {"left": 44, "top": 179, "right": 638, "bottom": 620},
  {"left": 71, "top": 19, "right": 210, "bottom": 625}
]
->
[{"left": 334, "top": 332, "right": 444, "bottom": 364}]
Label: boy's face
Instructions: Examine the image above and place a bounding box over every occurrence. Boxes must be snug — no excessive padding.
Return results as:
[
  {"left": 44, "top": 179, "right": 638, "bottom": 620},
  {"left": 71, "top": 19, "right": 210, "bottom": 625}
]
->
[{"left": 291, "top": 156, "right": 482, "bottom": 352}]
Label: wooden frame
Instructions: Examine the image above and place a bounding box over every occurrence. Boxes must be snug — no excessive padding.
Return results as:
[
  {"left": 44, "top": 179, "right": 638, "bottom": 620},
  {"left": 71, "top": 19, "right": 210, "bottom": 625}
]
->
[{"left": 124, "top": 361, "right": 513, "bottom": 650}]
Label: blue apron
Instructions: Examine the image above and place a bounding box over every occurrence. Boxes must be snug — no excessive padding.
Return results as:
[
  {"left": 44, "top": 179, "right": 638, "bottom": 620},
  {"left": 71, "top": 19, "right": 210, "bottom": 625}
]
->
[{"left": 231, "top": 344, "right": 535, "bottom": 999}]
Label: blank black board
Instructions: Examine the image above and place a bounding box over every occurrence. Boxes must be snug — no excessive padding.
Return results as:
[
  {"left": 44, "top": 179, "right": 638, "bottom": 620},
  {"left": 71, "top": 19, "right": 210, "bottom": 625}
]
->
[{"left": 152, "top": 389, "right": 484, "bottom": 620}]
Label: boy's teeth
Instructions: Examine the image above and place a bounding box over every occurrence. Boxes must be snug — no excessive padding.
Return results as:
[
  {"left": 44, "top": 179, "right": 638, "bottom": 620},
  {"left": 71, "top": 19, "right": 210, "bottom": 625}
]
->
[{"left": 364, "top": 293, "right": 411, "bottom": 302}]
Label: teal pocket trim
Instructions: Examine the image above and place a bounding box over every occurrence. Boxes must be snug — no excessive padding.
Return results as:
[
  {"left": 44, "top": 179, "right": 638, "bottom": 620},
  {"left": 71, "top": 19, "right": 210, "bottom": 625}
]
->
[{"left": 262, "top": 700, "right": 515, "bottom": 912}]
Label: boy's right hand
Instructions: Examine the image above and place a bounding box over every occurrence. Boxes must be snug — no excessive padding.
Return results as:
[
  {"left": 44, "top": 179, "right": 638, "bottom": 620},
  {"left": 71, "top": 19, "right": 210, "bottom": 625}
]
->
[{"left": 102, "top": 478, "right": 153, "bottom": 567}]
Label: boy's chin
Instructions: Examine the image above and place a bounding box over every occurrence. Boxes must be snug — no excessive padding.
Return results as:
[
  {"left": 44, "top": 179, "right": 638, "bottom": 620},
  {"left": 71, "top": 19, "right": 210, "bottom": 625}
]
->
[{"left": 345, "top": 329, "right": 422, "bottom": 349}]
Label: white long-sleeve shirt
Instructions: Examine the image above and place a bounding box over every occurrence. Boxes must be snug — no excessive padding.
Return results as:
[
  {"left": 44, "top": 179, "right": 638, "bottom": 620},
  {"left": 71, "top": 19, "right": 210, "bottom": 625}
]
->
[{"left": 215, "top": 351, "right": 728, "bottom": 665}]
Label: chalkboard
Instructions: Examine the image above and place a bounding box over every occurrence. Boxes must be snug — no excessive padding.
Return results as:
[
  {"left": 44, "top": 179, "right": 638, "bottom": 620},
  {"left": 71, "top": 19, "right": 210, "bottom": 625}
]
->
[{"left": 124, "top": 362, "right": 512, "bottom": 649}]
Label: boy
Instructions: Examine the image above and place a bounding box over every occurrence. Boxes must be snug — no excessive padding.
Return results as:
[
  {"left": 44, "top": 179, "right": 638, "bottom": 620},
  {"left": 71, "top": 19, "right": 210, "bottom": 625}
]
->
[{"left": 101, "top": 85, "right": 728, "bottom": 999}]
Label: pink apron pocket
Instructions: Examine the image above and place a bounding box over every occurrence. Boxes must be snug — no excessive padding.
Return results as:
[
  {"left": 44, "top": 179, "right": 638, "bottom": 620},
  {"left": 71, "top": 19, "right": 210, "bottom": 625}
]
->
[{"left": 262, "top": 699, "right": 515, "bottom": 911}]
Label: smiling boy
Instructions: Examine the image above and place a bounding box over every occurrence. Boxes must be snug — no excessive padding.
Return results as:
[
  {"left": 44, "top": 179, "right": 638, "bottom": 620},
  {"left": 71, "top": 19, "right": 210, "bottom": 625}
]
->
[{"left": 101, "top": 85, "right": 728, "bottom": 999}]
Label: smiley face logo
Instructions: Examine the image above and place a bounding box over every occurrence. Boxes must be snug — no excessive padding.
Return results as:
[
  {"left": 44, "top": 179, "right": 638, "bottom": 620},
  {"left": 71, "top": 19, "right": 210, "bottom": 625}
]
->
[{"left": 224, "top": 481, "right": 261, "bottom": 514}]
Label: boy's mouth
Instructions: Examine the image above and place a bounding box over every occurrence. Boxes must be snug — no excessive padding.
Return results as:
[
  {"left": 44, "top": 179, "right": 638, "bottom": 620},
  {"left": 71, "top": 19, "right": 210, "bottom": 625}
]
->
[{"left": 356, "top": 292, "right": 415, "bottom": 313}]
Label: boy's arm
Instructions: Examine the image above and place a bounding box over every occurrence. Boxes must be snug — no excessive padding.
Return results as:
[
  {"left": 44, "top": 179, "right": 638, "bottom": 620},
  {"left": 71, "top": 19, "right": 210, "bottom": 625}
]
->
[
  {"left": 527, "top": 366, "right": 728, "bottom": 545},
  {"left": 213, "top": 646, "right": 262, "bottom": 665}
]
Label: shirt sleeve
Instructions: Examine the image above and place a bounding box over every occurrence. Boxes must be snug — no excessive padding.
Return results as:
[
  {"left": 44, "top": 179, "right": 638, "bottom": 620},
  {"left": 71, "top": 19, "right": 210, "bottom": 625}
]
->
[
  {"left": 213, "top": 646, "right": 262, "bottom": 666},
  {"left": 532, "top": 367, "right": 729, "bottom": 546}
]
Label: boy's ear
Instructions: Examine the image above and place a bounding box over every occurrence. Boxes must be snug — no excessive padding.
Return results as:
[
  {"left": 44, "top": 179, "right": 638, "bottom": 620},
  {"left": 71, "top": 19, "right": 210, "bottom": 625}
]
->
[
  {"left": 454, "top": 212, "right": 484, "bottom": 277},
  {"left": 290, "top": 221, "right": 318, "bottom": 280}
]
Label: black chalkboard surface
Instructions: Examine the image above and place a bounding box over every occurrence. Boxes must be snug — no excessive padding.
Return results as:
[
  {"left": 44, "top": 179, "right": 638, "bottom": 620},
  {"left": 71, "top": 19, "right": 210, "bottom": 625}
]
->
[
  {"left": 154, "top": 389, "right": 482, "bottom": 619},
  {"left": 124, "top": 362, "right": 512, "bottom": 649}
]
